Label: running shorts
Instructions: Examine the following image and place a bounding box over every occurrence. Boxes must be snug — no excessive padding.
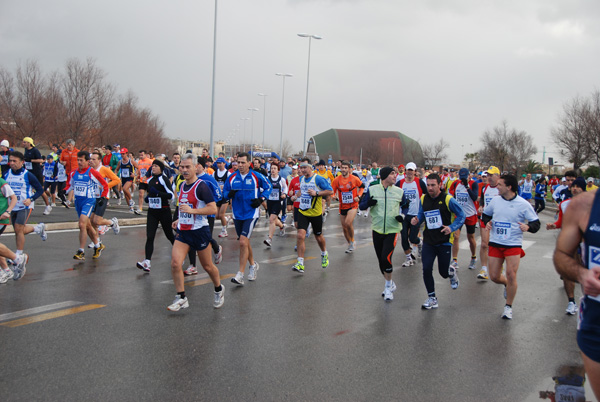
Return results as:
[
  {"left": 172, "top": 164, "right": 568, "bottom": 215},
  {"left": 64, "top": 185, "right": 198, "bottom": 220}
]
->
[
  {"left": 233, "top": 218, "right": 259, "bottom": 239},
  {"left": 488, "top": 246, "right": 525, "bottom": 259},
  {"left": 175, "top": 226, "right": 211, "bottom": 251}
]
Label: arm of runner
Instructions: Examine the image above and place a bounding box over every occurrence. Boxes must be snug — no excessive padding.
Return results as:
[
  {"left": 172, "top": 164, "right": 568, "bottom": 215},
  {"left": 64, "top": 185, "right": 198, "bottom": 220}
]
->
[
  {"left": 90, "top": 168, "right": 110, "bottom": 198},
  {"left": 468, "top": 181, "right": 479, "bottom": 201},
  {"left": 447, "top": 197, "right": 466, "bottom": 232},
  {"left": 411, "top": 203, "right": 424, "bottom": 226},
  {"left": 358, "top": 188, "right": 370, "bottom": 211},
  {"left": 553, "top": 194, "right": 600, "bottom": 295},
  {"left": 312, "top": 175, "right": 332, "bottom": 197},
  {"left": 102, "top": 166, "right": 121, "bottom": 189},
  {"left": 27, "top": 171, "right": 44, "bottom": 203},
  {"left": 258, "top": 172, "right": 272, "bottom": 200}
]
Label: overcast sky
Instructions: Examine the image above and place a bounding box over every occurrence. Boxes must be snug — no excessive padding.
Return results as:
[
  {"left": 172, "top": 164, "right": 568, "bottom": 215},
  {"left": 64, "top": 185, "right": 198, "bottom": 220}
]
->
[{"left": 2, "top": 0, "right": 599, "bottom": 164}]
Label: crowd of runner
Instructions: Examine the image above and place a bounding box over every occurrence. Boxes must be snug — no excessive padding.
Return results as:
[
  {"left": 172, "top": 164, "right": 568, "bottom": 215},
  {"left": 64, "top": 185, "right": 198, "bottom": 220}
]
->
[{"left": 1, "top": 136, "right": 600, "bottom": 398}]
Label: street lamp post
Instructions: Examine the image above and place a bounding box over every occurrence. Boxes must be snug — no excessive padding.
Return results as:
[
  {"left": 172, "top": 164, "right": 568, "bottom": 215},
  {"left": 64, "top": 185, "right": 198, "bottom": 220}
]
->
[
  {"left": 209, "top": 0, "right": 218, "bottom": 158},
  {"left": 298, "top": 33, "right": 322, "bottom": 156},
  {"left": 240, "top": 117, "right": 250, "bottom": 152},
  {"left": 275, "top": 73, "right": 292, "bottom": 157},
  {"left": 258, "top": 93, "right": 267, "bottom": 154},
  {"left": 247, "top": 108, "right": 259, "bottom": 155}
]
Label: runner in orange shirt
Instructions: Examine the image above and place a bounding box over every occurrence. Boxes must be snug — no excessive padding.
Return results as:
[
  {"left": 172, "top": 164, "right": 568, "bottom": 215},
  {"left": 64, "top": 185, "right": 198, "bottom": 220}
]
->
[
  {"left": 331, "top": 161, "right": 365, "bottom": 253},
  {"left": 136, "top": 150, "right": 153, "bottom": 214}
]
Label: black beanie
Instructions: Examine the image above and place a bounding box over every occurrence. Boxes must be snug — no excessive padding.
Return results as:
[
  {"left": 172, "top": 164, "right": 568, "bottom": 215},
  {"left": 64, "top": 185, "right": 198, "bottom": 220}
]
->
[
  {"left": 152, "top": 159, "right": 165, "bottom": 172},
  {"left": 379, "top": 167, "right": 394, "bottom": 181}
]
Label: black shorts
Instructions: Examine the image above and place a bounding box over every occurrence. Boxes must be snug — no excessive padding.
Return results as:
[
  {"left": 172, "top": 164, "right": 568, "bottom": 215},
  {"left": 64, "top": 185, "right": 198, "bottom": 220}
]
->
[
  {"left": 293, "top": 207, "right": 300, "bottom": 222},
  {"left": 267, "top": 200, "right": 283, "bottom": 216},
  {"left": 93, "top": 198, "right": 108, "bottom": 217},
  {"left": 217, "top": 199, "right": 229, "bottom": 207},
  {"left": 340, "top": 207, "right": 357, "bottom": 216},
  {"left": 175, "top": 226, "right": 211, "bottom": 251},
  {"left": 139, "top": 183, "right": 149, "bottom": 191},
  {"left": 297, "top": 212, "right": 323, "bottom": 235},
  {"left": 122, "top": 178, "right": 133, "bottom": 185},
  {"left": 459, "top": 223, "right": 476, "bottom": 235}
]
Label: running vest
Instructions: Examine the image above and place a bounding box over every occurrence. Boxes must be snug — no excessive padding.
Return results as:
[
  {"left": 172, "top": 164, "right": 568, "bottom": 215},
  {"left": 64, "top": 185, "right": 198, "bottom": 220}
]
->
[
  {"left": 481, "top": 184, "right": 500, "bottom": 207},
  {"left": 451, "top": 180, "right": 477, "bottom": 217},
  {"left": 368, "top": 184, "right": 404, "bottom": 234},
  {"left": 213, "top": 169, "right": 229, "bottom": 192},
  {"left": 5, "top": 169, "right": 36, "bottom": 211},
  {"left": 44, "top": 162, "right": 56, "bottom": 183},
  {"left": 299, "top": 174, "right": 322, "bottom": 216},
  {"left": 399, "top": 179, "right": 423, "bottom": 216},
  {"left": 420, "top": 192, "right": 455, "bottom": 246},
  {"left": 178, "top": 179, "right": 208, "bottom": 231},
  {"left": 71, "top": 167, "right": 99, "bottom": 199},
  {"left": 119, "top": 159, "right": 134, "bottom": 179},
  {"left": 584, "top": 190, "right": 600, "bottom": 302},
  {"left": 137, "top": 158, "right": 152, "bottom": 183},
  {"left": 268, "top": 175, "right": 285, "bottom": 201},
  {"left": 55, "top": 162, "right": 67, "bottom": 182},
  {"left": 0, "top": 178, "right": 9, "bottom": 225},
  {"left": 522, "top": 179, "right": 533, "bottom": 195}
]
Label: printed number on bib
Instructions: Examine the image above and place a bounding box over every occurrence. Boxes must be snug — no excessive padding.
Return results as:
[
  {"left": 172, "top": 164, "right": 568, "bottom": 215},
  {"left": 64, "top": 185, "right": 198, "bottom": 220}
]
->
[
  {"left": 494, "top": 222, "right": 511, "bottom": 241},
  {"left": 179, "top": 204, "right": 194, "bottom": 225},
  {"left": 121, "top": 169, "right": 130, "bottom": 178},
  {"left": 149, "top": 197, "right": 162, "bottom": 209},
  {"left": 424, "top": 210, "right": 442, "bottom": 229},
  {"left": 405, "top": 190, "right": 417, "bottom": 201},
  {"left": 341, "top": 191, "right": 353, "bottom": 204},
  {"left": 74, "top": 185, "right": 87, "bottom": 197},
  {"left": 269, "top": 190, "right": 280, "bottom": 201},
  {"left": 456, "top": 193, "right": 469, "bottom": 205},
  {"left": 299, "top": 195, "right": 312, "bottom": 210}
]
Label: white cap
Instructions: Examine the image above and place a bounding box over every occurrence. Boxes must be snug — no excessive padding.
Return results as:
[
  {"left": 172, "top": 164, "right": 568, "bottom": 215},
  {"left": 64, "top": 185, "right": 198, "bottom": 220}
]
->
[
  {"left": 561, "top": 177, "right": 566, "bottom": 182},
  {"left": 588, "top": 177, "right": 595, "bottom": 182},
  {"left": 406, "top": 162, "right": 417, "bottom": 170},
  {"left": 0, "top": 140, "right": 8, "bottom": 147}
]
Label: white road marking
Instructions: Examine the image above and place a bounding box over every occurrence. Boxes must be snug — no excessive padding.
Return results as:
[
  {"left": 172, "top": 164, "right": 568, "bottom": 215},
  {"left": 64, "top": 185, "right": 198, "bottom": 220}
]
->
[{"left": 0, "top": 301, "right": 83, "bottom": 322}]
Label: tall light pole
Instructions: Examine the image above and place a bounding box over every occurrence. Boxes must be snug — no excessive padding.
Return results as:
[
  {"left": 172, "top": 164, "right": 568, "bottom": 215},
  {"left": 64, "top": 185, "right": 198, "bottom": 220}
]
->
[
  {"left": 276, "top": 73, "right": 292, "bottom": 157},
  {"left": 258, "top": 93, "right": 268, "bottom": 154},
  {"left": 240, "top": 117, "right": 250, "bottom": 152},
  {"left": 209, "top": 0, "right": 218, "bottom": 157},
  {"left": 247, "top": 108, "right": 259, "bottom": 155},
  {"left": 298, "top": 33, "right": 322, "bottom": 156}
]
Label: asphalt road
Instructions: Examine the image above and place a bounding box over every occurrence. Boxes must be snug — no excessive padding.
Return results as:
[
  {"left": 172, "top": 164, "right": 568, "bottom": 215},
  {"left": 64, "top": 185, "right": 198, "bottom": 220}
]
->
[{"left": 0, "top": 205, "right": 595, "bottom": 401}]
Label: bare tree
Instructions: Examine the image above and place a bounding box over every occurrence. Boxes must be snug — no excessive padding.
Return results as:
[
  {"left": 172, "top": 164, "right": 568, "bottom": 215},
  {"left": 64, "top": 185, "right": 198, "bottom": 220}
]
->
[
  {"left": 478, "top": 120, "right": 537, "bottom": 173},
  {"left": 421, "top": 138, "right": 448, "bottom": 167},
  {"left": 551, "top": 96, "right": 592, "bottom": 170},
  {"left": 585, "top": 90, "right": 600, "bottom": 167}
]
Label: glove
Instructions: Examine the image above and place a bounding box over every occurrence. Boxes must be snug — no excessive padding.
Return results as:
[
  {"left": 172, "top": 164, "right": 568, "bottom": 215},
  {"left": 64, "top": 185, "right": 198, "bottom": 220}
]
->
[
  {"left": 395, "top": 214, "right": 405, "bottom": 223},
  {"left": 250, "top": 198, "right": 263, "bottom": 208},
  {"left": 367, "top": 196, "right": 378, "bottom": 207},
  {"left": 228, "top": 189, "right": 238, "bottom": 198},
  {"left": 148, "top": 186, "right": 159, "bottom": 195},
  {"left": 461, "top": 178, "right": 468, "bottom": 187},
  {"left": 96, "top": 197, "right": 106, "bottom": 208}
]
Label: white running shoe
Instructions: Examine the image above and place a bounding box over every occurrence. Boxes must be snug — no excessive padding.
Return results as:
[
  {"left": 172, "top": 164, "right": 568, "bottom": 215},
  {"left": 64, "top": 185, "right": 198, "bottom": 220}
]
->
[
  {"left": 98, "top": 225, "right": 109, "bottom": 236},
  {"left": 346, "top": 241, "right": 356, "bottom": 253},
  {"left": 51, "top": 203, "right": 56, "bottom": 207},
  {"left": 248, "top": 262, "right": 259, "bottom": 281},
  {"left": 129, "top": 200, "right": 135, "bottom": 207},
  {"left": 214, "top": 286, "right": 225, "bottom": 308},
  {"left": 422, "top": 296, "right": 438, "bottom": 310},
  {"left": 12, "top": 254, "right": 27, "bottom": 280},
  {"left": 111, "top": 217, "right": 120, "bottom": 234},
  {"left": 183, "top": 265, "right": 198, "bottom": 276},
  {"left": 214, "top": 245, "right": 223, "bottom": 264},
  {"left": 117, "top": 198, "right": 122, "bottom": 206},
  {"left": 218, "top": 228, "right": 228, "bottom": 238},
  {"left": 0, "top": 270, "right": 8, "bottom": 284},
  {"left": 88, "top": 242, "right": 95, "bottom": 249},
  {"left": 401, "top": 256, "right": 414, "bottom": 267},
  {"left": 167, "top": 295, "right": 189, "bottom": 311},
  {"left": 134, "top": 209, "right": 142, "bottom": 215},
  {"left": 477, "top": 268, "right": 489, "bottom": 280},
  {"left": 383, "top": 287, "right": 394, "bottom": 301},
  {"left": 263, "top": 237, "right": 272, "bottom": 247},
  {"left": 136, "top": 260, "right": 151, "bottom": 272},
  {"left": 502, "top": 305, "right": 513, "bottom": 320},
  {"left": 279, "top": 226, "right": 286, "bottom": 237},
  {"left": 566, "top": 301, "right": 578, "bottom": 315},
  {"left": 231, "top": 271, "right": 244, "bottom": 285},
  {"left": 449, "top": 266, "right": 459, "bottom": 289},
  {"left": 37, "top": 223, "right": 47, "bottom": 241},
  {"left": 468, "top": 258, "right": 477, "bottom": 270},
  {"left": 450, "top": 260, "right": 459, "bottom": 270},
  {"left": 4, "top": 268, "right": 14, "bottom": 280},
  {"left": 43, "top": 205, "right": 52, "bottom": 215},
  {"left": 381, "top": 281, "right": 397, "bottom": 297}
]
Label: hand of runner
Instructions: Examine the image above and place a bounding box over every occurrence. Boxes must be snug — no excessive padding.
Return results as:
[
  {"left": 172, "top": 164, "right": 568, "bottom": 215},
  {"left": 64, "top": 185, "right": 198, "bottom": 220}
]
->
[
  {"left": 411, "top": 216, "right": 419, "bottom": 225},
  {"left": 580, "top": 267, "right": 600, "bottom": 297},
  {"left": 518, "top": 221, "right": 529, "bottom": 232},
  {"left": 172, "top": 220, "right": 179, "bottom": 229},
  {"left": 486, "top": 221, "right": 492, "bottom": 231},
  {"left": 180, "top": 204, "right": 193, "bottom": 214},
  {"left": 440, "top": 225, "right": 452, "bottom": 235},
  {"left": 546, "top": 222, "right": 556, "bottom": 230},
  {"left": 23, "top": 198, "right": 31, "bottom": 207}
]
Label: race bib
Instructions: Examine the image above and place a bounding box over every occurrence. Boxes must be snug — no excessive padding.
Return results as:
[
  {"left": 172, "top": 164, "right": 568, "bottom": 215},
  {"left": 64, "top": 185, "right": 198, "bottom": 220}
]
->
[
  {"left": 424, "top": 210, "right": 442, "bottom": 230},
  {"left": 25, "top": 162, "right": 32, "bottom": 170},
  {"left": 218, "top": 182, "right": 224, "bottom": 191},
  {"left": 405, "top": 189, "right": 417, "bottom": 201},
  {"left": 269, "top": 190, "right": 280, "bottom": 201},
  {"left": 74, "top": 185, "right": 86, "bottom": 197},
  {"left": 179, "top": 204, "right": 194, "bottom": 224},
  {"left": 121, "top": 169, "right": 130, "bottom": 178},
  {"left": 149, "top": 197, "right": 162, "bottom": 209},
  {"left": 0, "top": 155, "right": 8, "bottom": 165},
  {"left": 299, "top": 195, "right": 312, "bottom": 210},
  {"left": 341, "top": 191, "right": 353, "bottom": 204},
  {"left": 140, "top": 168, "right": 147, "bottom": 176},
  {"left": 456, "top": 192, "right": 469, "bottom": 205},
  {"left": 494, "top": 221, "right": 511, "bottom": 241}
]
